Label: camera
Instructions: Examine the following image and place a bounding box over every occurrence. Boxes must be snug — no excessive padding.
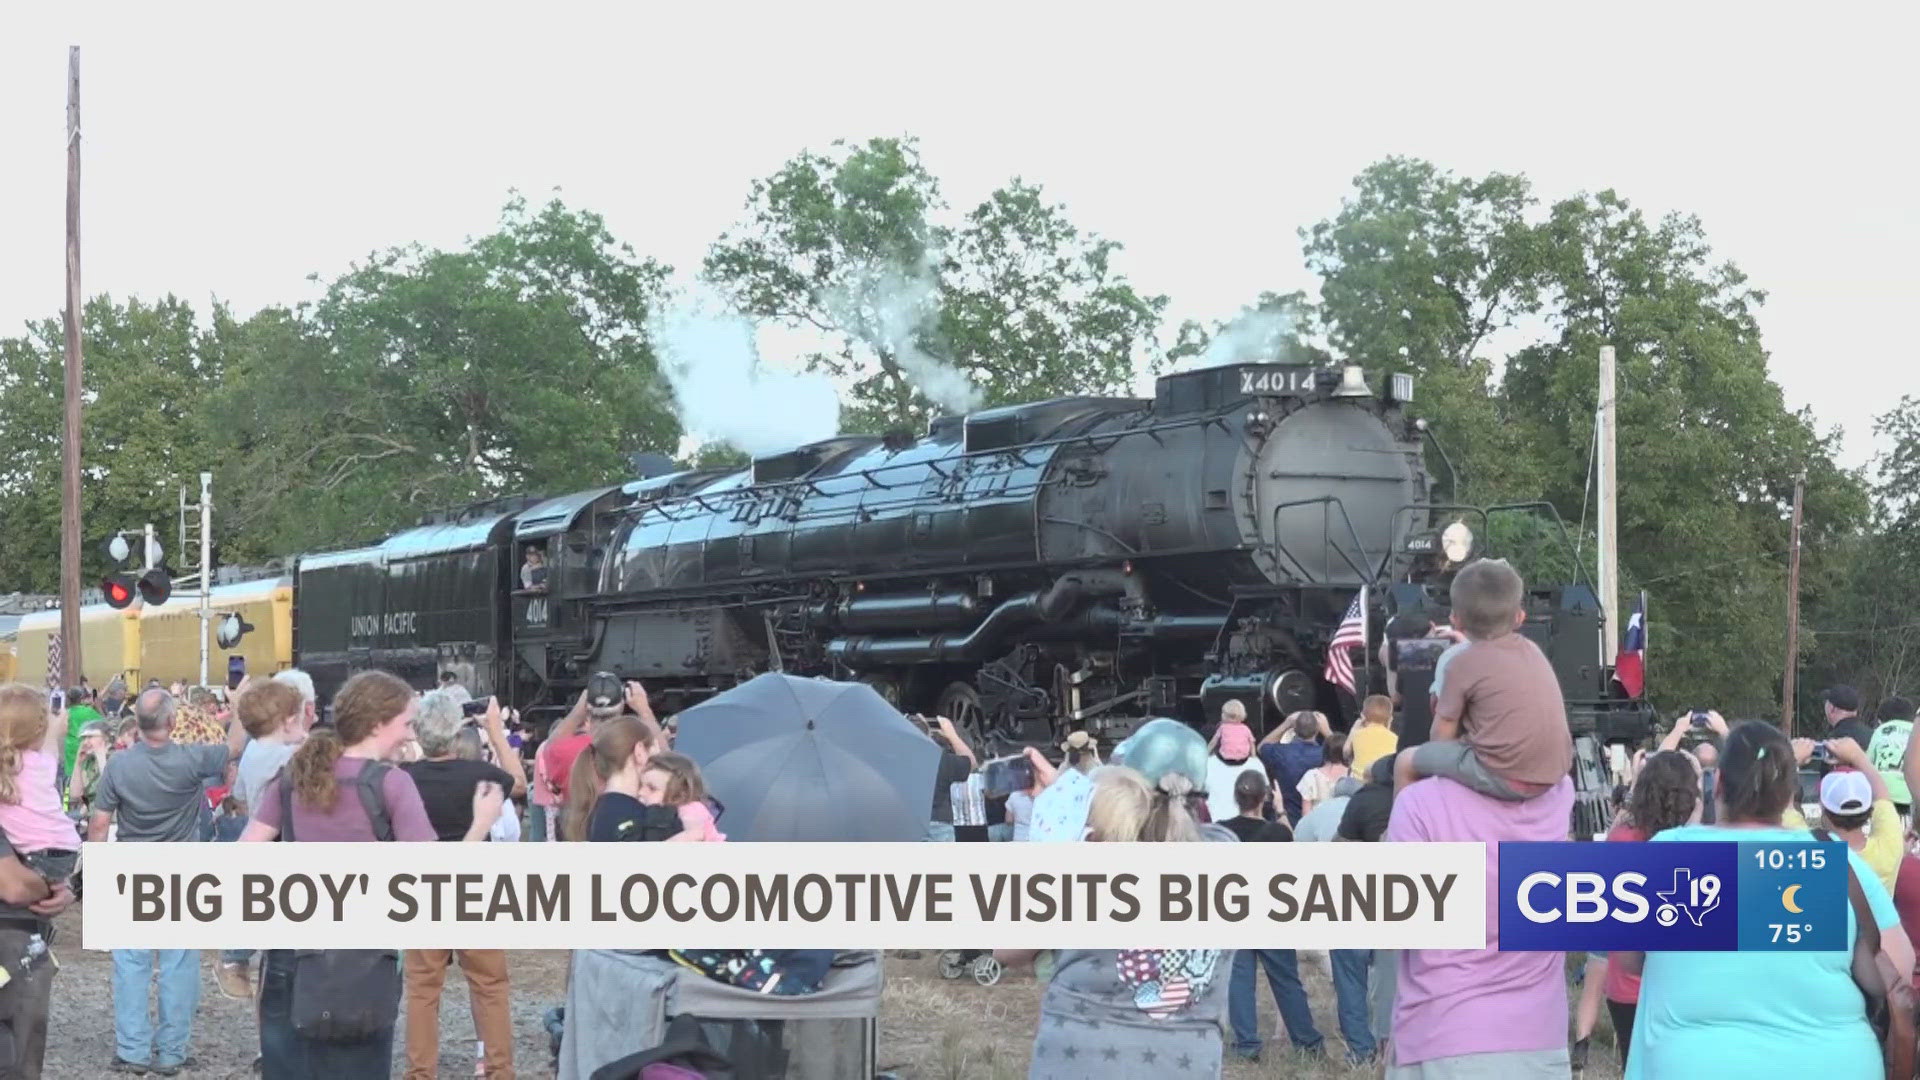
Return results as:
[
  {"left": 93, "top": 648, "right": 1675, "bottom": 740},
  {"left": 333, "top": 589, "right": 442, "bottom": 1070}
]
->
[{"left": 1690, "top": 711, "right": 1710, "bottom": 727}]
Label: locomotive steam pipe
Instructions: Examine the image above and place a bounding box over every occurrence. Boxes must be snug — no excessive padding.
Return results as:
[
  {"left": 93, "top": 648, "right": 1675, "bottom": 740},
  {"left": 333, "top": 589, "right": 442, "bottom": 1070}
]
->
[
  {"left": 824, "top": 571, "right": 1139, "bottom": 667},
  {"left": 806, "top": 592, "right": 981, "bottom": 631}
]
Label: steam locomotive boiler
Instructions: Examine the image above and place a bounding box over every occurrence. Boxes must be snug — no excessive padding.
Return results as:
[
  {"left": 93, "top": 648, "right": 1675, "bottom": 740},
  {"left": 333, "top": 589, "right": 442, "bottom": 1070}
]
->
[
  {"left": 287, "top": 357, "right": 1650, "bottom": 836},
  {"left": 505, "top": 362, "right": 1433, "bottom": 748}
]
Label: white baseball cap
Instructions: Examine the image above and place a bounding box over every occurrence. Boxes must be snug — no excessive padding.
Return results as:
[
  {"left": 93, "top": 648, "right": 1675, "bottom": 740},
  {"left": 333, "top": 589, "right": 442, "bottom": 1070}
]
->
[{"left": 1820, "top": 770, "right": 1873, "bottom": 816}]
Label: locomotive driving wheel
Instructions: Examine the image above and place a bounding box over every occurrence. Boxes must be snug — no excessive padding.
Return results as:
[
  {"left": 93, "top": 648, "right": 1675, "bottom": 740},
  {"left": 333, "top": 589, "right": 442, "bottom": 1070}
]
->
[{"left": 936, "top": 681, "right": 987, "bottom": 748}]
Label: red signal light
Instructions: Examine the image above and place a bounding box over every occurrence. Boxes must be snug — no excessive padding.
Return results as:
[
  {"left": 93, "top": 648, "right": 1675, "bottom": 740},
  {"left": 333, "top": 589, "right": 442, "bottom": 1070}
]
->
[
  {"left": 101, "top": 573, "right": 137, "bottom": 609},
  {"left": 137, "top": 568, "right": 171, "bottom": 606}
]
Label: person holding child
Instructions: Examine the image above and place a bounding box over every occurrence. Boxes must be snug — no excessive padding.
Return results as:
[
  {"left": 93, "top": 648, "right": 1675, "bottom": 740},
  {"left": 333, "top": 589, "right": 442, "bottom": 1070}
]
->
[
  {"left": 636, "top": 752, "right": 725, "bottom": 842},
  {"left": 561, "top": 715, "right": 680, "bottom": 842},
  {"left": 216, "top": 678, "right": 311, "bottom": 1001},
  {"left": 1392, "top": 558, "right": 1572, "bottom": 802}
]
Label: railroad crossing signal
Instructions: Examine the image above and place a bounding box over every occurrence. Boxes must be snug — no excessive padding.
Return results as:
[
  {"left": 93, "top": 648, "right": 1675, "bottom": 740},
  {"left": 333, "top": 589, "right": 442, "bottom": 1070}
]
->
[
  {"left": 215, "top": 613, "right": 254, "bottom": 649},
  {"left": 100, "top": 527, "right": 170, "bottom": 609}
]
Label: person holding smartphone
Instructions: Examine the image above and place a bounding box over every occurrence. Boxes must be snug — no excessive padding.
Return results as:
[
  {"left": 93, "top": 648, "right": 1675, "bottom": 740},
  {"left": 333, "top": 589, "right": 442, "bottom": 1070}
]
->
[{"left": 919, "top": 715, "right": 975, "bottom": 843}]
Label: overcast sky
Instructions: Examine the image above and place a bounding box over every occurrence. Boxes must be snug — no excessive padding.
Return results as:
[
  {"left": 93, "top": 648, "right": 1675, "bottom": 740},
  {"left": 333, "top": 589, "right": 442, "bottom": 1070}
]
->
[{"left": 4, "top": 4, "right": 1913, "bottom": 470}]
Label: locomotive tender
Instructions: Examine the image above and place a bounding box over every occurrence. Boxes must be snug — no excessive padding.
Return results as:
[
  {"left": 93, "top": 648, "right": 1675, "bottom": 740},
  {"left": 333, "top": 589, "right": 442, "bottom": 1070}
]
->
[{"left": 291, "top": 360, "right": 1648, "bottom": 831}]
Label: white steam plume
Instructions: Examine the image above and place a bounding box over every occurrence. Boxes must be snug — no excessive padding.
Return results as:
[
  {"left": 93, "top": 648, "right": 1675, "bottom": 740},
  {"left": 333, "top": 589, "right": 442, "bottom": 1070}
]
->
[
  {"left": 651, "top": 301, "right": 841, "bottom": 458},
  {"left": 1182, "top": 308, "right": 1298, "bottom": 370},
  {"left": 819, "top": 255, "right": 983, "bottom": 415}
]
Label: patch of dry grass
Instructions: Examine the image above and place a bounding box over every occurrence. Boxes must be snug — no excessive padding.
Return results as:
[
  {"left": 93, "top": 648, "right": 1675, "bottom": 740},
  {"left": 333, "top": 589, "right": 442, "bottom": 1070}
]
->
[{"left": 878, "top": 951, "right": 1625, "bottom": 1080}]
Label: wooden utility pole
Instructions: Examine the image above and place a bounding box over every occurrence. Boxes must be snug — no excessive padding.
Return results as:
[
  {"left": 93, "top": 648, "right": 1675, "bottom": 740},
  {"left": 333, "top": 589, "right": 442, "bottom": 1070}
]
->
[
  {"left": 1782, "top": 472, "right": 1806, "bottom": 730},
  {"left": 1596, "top": 346, "right": 1620, "bottom": 667},
  {"left": 58, "top": 47, "right": 84, "bottom": 688}
]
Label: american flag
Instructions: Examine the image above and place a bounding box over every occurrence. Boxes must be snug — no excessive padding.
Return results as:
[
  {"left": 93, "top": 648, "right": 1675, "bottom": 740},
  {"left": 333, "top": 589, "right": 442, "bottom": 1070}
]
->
[{"left": 1322, "top": 586, "right": 1368, "bottom": 695}]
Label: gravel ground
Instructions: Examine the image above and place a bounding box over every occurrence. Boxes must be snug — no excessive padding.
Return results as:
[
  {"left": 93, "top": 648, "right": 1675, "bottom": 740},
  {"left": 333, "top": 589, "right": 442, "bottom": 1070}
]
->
[
  {"left": 46, "top": 914, "right": 1620, "bottom": 1079},
  {"left": 47, "top": 907, "right": 569, "bottom": 1078}
]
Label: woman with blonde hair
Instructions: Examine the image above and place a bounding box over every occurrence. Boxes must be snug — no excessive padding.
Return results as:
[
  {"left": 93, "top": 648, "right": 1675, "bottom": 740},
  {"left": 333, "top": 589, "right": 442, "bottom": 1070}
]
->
[
  {"left": 242, "top": 671, "right": 503, "bottom": 1079},
  {"left": 997, "top": 765, "right": 1226, "bottom": 1078}
]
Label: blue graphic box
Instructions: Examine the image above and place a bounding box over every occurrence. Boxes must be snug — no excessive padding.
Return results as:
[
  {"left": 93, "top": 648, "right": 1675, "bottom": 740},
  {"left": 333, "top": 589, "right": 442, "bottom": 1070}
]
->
[{"left": 1497, "top": 841, "right": 1847, "bottom": 951}]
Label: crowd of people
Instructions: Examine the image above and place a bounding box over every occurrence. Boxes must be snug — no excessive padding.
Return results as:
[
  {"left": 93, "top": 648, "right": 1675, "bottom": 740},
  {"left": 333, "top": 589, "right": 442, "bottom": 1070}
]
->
[
  {"left": 0, "top": 553, "right": 1912, "bottom": 1078},
  {"left": 980, "top": 557, "right": 1919, "bottom": 1080}
]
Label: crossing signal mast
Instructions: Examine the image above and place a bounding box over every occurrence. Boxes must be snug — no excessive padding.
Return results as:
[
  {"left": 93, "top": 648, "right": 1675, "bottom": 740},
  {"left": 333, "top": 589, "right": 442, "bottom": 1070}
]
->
[{"left": 176, "top": 471, "right": 225, "bottom": 687}]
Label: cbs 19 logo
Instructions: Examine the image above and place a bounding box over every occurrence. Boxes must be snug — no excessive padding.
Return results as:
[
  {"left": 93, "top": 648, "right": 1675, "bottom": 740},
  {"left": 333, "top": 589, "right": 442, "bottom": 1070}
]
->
[{"left": 1514, "top": 869, "right": 1723, "bottom": 927}]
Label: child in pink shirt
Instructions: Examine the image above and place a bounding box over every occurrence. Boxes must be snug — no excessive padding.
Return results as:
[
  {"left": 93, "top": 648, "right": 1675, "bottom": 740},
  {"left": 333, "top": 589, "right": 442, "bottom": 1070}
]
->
[
  {"left": 0, "top": 686, "right": 80, "bottom": 883},
  {"left": 1206, "top": 699, "right": 1256, "bottom": 763},
  {"left": 637, "top": 751, "right": 725, "bottom": 842}
]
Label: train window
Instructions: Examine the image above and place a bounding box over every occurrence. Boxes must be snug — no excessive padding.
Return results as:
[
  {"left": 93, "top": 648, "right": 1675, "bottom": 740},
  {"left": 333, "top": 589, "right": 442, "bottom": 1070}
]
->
[{"left": 519, "top": 544, "right": 550, "bottom": 593}]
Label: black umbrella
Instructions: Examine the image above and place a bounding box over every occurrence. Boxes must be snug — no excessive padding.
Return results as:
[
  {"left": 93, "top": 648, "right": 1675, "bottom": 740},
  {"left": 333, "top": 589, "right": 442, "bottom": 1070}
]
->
[{"left": 673, "top": 672, "right": 940, "bottom": 842}]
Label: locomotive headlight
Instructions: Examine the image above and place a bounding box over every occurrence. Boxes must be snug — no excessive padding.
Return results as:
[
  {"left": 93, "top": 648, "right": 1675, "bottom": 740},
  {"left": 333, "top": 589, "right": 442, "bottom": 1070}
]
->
[{"left": 1441, "top": 520, "right": 1475, "bottom": 563}]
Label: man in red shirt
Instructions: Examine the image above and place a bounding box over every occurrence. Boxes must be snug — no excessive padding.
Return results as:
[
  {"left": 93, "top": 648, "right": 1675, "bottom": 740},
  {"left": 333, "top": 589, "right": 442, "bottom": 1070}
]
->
[{"left": 537, "top": 673, "right": 654, "bottom": 818}]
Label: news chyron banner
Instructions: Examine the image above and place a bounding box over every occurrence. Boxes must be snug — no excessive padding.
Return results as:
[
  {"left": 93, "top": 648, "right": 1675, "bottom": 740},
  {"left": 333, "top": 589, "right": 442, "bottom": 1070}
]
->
[
  {"left": 82, "top": 842, "right": 1485, "bottom": 951},
  {"left": 1498, "top": 841, "right": 1849, "bottom": 951}
]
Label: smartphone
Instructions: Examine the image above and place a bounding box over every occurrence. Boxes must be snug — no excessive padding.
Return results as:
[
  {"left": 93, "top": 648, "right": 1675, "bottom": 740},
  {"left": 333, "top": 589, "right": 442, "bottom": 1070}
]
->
[
  {"left": 1811, "top": 742, "right": 1833, "bottom": 763},
  {"left": 462, "top": 699, "right": 489, "bottom": 719},
  {"left": 228, "top": 656, "right": 247, "bottom": 691},
  {"left": 49, "top": 690, "right": 65, "bottom": 712},
  {"left": 982, "top": 754, "right": 1034, "bottom": 795},
  {"left": 1690, "top": 711, "right": 1710, "bottom": 727}
]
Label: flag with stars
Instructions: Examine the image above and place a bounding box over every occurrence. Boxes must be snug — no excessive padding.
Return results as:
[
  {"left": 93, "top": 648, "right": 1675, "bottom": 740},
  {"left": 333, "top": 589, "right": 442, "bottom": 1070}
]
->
[{"left": 1322, "top": 587, "right": 1368, "bottom": 696}]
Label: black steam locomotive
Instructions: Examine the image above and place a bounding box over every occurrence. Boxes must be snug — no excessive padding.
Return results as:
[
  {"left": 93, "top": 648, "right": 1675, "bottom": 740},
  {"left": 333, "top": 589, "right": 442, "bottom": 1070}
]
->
[{"left": 289, "top": 360, "right": 1649, "bottom": 832}]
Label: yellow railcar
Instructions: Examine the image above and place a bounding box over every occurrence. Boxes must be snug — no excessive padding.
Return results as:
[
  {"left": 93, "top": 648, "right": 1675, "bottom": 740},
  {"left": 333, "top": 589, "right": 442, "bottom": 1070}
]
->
[
  {"left": 15, "top": 603, "right": 143, "bottom": 689},
  {"left": 138, "top": 578, "right": 294, "bottom": 686}
]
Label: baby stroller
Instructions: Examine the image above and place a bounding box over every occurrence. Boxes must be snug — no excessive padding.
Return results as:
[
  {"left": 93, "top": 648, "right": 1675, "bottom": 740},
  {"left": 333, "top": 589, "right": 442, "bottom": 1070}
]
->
[{"left": 937, "top": 950, "right": 1003, "bottom": 987}]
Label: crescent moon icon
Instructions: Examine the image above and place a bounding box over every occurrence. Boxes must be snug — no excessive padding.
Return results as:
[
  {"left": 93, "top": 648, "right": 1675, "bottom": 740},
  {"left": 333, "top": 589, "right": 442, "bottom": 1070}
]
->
[{"left": 1783, "top": 884, "right": 1804, "bottom": 914}]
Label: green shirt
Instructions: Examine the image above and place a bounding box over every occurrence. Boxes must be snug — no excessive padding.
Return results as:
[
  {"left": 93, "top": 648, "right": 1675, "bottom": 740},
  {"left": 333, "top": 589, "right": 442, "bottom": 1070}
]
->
[
  {"left": 1869, "top": 719, "right": 1913, "bottom": 805},
  {"left": 64, "top": 704, "right": 104, "bottom": 779}
]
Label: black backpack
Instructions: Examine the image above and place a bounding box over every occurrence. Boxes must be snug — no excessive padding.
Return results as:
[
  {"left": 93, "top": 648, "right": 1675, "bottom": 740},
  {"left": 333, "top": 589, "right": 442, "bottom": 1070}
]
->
[
  {"left": 590, "top": 1015, "right": 739, "bottom": 1080},
  {"left": 276, "top": 759, "right": 401, "bottom": 1042},
  {"left": 276, "top": 758, "right": 395, "bottom": 843}
]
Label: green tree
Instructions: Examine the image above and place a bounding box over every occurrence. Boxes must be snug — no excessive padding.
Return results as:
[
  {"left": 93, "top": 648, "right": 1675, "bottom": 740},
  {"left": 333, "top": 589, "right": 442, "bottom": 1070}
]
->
[
  {"left": 1297, "top": 159, "right": 1551, "bottom": 504},
  {"left": 0, "top": 296, "right": 226, "bottom": 592},
  {"left": 212, "top": 194, "right": 680, "bottom": 555},
  {"left": 1303, "top": 157, "right": 1543, "bottom": 374},
  {"left": 706, "top": 137, "right": 1166, "bottom": 432},
  {"left": 1298, "top": 160, "right": 1867, "bottom": 716},
  {"left": 1801, "top": 397, "right": 1920, "bottom": 713},
  {"left": 934, "top": 180, "right": 1167, "bottom": 411},
  {"left": 1502, "top": 191, "right": 1868, "bottom": 718},
  {"left": 704, "top": 137, "right": 947, "bottom": 429}
]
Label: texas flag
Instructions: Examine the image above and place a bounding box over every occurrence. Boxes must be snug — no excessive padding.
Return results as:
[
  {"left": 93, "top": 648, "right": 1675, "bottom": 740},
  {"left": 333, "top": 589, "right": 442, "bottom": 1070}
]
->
[{"left": 1614, "top": 592, "right": 1647, "bottom": 698}]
